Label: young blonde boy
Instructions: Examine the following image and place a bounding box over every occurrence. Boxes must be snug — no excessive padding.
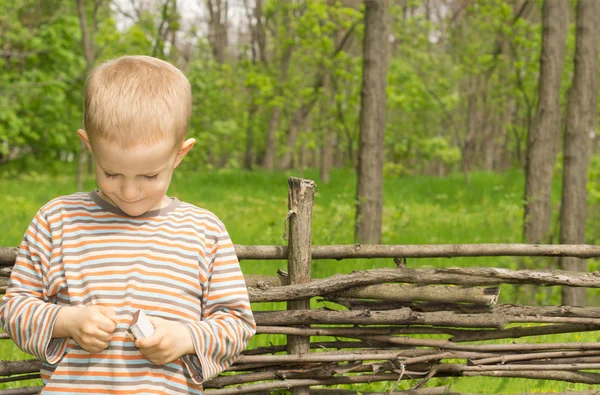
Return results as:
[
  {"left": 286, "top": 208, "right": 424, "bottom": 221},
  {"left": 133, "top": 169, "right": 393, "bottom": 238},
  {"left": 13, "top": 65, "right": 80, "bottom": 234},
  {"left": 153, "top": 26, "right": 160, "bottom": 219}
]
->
[{"left": 0, "top": 55, "right": 256, "bottom": 394}]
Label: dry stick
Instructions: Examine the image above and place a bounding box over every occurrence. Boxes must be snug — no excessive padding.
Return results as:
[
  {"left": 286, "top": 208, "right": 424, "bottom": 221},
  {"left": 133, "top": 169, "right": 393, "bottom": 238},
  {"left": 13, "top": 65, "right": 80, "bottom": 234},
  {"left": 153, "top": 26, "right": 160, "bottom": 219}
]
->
[
  {"left": 254, "top": 308, "right": 504, "bottom": 328},
  {"left": 206, "top": 365, "right": 600, "bottom": 394},
  {"left": 0, "top": 360, "right": 41, "bottom": 376},
  {"left": 328, "top": 300, "right": 600, "bottom": 321},
  {"left": 434, "top": 365, "right": 600, "bottom": 384},
  {"left": 459, "top": 369, "right": 600, "bottom": 384},
  {"left": 313, "top": 283, "right": 498, "bottom": 305},
  {"left": 311, "top": 391, "right": 600, "bottom": 395},
  {"left": 237, "top": 349, "right": 500, "bottom": 365},
  {"left": 472, "top": 349, "right": 600, "bottom": 365},
  {"left": 245, "top": 348, "right": 419, "bottom": 358},
  {"left": 253, "top": 308, "right": 600, "bottom": 327},
  {"left": 226, "top": 362, "right": 286, "bottom": 372},
  {"left": 256, "top": 324, "right": 598, "bottom": 343},
  {"left": 218, "top": 355, "right": 600, "bottom": 388},
  {"left": 450, "top": 323, "right": 599, "bottom": 342},
  {"left": 493, "top": 304, "right": 600, "bottom": 318},
  {"left": 496, "top": 356, "right": 600, "bottom": 366},
  {"left": 2, "top": 244, "right": 600, "bottom": 266},
  {"left": 256, "top": 325, "right": 461, "bottom": 337},
  {"left": 204, "top": 374, "right": 403, "bottom": 395},
  {"left": 248, "top": 267, "right": 600, "bottom": 302},
  {"left": 0, "top": 247, "right": 17, "bottom": 267},
  {"left": 236, "top": 351, "right": 413, "bottom": 364},
  {"left": 242, "top": 341, "right": 395, "bottom": 355},
  {"left": 232, "top": 244, "right": 600, "bottom": 260},
  {"left": 231, "top": 350, "right": 503, "bottom": 373},
  {"left": 211, "top": 360, "right": 600, "bottom": 390},
  {"left": 286, "top": 177, "right": 315, "bottom": 395},
  {"left": 229, "top": 350, "right": 444, "bottom": 372},
  {"left": 308, "top": 388, "right": 461, "bottom": 395},
  {"left": 0, "top": 373, "right": 40, "bottom": 383},
  {"left": 0, "top": 277, "right": 8, "bottom": 293},
  {"left": 529, "top": 356, "right": 600, "bottom": 365},
  {"left": 358, "top": 335, "right": 600, "bottom": 352},
  {"left": 0, "top": 387, "right": 43, "bottom": 395},
  {"left": 207, "top": 361, "right": 394, "bottom": 389},
  {"left": 206, "top": 360, "right": 444, "bottom": 389},
  {"left": 328, "top": 298, "right": 493, "bottom": 313},
  {"left": 244, "top": 273, "right": 288, "bottom": 288},
  {"left": 459, "top": 363, "right": 600, "bottom": 371},
  {"left": 206, "top": 366, "right": 336, "bottom": 389}
]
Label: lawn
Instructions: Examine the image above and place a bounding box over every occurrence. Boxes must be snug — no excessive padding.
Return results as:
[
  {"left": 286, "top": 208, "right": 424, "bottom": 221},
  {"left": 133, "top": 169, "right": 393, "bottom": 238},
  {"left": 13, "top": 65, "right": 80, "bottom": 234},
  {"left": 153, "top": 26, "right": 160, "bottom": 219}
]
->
[{"left": 1, "top": 164, "right": 598, "bottom": 393}]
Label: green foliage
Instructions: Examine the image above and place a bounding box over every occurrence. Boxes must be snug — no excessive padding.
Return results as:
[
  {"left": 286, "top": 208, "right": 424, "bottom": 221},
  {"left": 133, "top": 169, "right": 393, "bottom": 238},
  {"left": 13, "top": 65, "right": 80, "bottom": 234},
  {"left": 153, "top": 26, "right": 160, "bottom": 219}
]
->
[
  {"left": 2, "top": 0, "right": 584, "bottom": 176},
  {"left": 0, "top": 0, "right": 85, "bottom": 160}
]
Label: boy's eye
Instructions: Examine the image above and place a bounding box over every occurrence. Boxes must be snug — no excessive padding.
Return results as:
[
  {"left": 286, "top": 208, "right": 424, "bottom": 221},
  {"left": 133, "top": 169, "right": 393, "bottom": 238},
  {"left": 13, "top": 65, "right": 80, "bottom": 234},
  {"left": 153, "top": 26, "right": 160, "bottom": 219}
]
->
[
  {"left": 104, "top": 172, "right": 118, "bottom": 179},
  {"left": 145, "top": 174, "right": 158, "bottom": 180}
]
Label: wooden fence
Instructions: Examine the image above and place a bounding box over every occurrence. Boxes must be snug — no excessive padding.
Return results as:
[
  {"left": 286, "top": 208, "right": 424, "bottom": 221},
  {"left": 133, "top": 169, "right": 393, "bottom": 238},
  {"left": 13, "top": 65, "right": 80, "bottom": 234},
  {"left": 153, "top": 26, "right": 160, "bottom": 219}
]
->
[{"left": 1, "top": 177, "right": 600, "bottom": 395}]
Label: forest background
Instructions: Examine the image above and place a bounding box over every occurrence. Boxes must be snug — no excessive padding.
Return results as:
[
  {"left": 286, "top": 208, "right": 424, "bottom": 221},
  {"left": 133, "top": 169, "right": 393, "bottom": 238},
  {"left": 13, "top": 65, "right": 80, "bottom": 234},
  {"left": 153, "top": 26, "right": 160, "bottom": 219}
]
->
[{"left": 3, "top": 0, "right": 600, "bottom": 392}]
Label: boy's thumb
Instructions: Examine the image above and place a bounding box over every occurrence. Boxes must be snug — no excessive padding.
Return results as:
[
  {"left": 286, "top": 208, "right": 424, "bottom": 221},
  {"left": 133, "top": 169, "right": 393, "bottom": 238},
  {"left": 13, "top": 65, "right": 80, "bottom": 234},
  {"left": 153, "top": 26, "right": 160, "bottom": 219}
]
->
[{"left": 97, "top": 306, "right": 118, "bottom": 322}]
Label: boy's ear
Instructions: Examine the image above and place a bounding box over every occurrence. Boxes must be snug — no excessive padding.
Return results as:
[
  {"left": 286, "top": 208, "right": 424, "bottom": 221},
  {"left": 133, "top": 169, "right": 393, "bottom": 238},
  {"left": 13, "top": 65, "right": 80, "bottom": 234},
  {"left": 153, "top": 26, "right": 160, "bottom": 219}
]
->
[
  {"left": 174, "top": 138, "right": 195, "bottom": 169},
  {"left": 77, "top": 129, "right": 93, "bottom": 153}
]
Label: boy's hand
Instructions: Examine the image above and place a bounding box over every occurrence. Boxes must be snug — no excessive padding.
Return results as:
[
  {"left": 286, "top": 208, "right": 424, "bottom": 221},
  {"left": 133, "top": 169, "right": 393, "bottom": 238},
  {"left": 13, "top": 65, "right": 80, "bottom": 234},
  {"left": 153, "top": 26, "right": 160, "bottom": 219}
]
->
[
  {"left": 135, "top": 316, "right": 194, "bottom": 365},
  {"left": 55, "top": 305, "right": 118, "bottom": 353}
]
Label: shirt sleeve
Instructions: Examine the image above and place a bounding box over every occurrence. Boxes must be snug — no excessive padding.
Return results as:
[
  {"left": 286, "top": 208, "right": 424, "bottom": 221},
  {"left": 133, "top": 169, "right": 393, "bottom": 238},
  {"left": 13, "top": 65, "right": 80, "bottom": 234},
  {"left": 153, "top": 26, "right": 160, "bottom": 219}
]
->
[
  {"left": 0, "top": 211, "right": 68, "bottom": 364},
  {"left": 181, "top": 226, "right": 256, "bottom": 384}
]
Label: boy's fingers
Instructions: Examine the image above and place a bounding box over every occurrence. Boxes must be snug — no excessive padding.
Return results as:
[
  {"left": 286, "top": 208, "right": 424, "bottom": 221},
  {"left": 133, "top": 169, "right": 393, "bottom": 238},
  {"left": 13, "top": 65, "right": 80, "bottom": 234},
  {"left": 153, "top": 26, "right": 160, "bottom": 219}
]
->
[
  {"left": 136, "top": 332, "right": 162, "bottom": 350},
  {"left": 95, "top": 330, "right": 114, "bottom": 343},
  {"left": 147, "top": 316, "right": 163, "bottom": 327},
  {"left": 97, "top": 306, "right": 118, "bottom": 322},
  {"left": 96, "top": 315, "right": 117, "bottom": 333}
]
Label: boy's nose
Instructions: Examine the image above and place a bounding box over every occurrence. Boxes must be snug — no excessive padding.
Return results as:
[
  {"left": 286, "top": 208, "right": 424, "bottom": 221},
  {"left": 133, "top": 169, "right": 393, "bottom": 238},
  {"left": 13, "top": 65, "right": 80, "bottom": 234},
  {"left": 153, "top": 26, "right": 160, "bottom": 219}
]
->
[{"left": 121, "top": 182, "right": 140, "bottom": 202}]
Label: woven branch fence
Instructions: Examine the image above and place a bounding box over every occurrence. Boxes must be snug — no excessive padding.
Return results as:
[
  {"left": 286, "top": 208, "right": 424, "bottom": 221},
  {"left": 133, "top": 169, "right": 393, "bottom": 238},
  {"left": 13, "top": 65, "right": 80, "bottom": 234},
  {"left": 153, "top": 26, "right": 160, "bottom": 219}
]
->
[{"left": 1, "top": 177, "right": 600, "bottom": 395}]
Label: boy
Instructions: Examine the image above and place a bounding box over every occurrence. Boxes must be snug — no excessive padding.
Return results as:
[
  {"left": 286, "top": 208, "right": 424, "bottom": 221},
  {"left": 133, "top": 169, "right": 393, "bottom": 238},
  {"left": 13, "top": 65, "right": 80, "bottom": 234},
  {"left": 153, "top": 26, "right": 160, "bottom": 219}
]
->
[{"left": 0, "top": 55, "right": 256, "bottom": 394}]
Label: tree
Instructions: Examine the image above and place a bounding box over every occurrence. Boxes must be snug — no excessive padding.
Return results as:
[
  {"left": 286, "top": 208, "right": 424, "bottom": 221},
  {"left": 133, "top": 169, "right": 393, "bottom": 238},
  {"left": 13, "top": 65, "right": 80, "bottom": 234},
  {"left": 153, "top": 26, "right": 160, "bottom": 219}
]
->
[
  {"left": 355, "top": 0, "right": 388, "bottom": 244},
  {"left": 242, "top": 0, "right": 267, "bottom": 170},
  {"left": 206, "top": 0, "right": 229, "bottom": 64},
  {"left": 523, "top": 0, "right": 568, "bottom": 245},
  {"left": 76, "top": 0, "right": 103, "bottom": 191},
  {"left": 559, "top": 0, "right": 600, "bottom": 307},
  {"left": 261, "top": 2, "right": 297, "bottom": 170}
]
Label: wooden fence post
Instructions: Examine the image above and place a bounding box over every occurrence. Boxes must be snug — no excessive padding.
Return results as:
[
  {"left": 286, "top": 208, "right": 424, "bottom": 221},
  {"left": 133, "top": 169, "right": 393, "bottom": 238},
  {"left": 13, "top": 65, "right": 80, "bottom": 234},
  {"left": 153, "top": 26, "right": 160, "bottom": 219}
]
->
[{"left": 286, "top": 177, "right": 316, "bottom": 395}]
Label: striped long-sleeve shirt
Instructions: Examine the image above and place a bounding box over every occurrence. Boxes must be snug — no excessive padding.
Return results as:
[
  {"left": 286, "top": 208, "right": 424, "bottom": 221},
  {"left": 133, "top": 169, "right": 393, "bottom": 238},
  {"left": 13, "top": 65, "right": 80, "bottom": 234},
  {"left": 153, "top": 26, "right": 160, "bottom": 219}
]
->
[{"left": 0, "top": 191, "right": 256, "bottom": 394}]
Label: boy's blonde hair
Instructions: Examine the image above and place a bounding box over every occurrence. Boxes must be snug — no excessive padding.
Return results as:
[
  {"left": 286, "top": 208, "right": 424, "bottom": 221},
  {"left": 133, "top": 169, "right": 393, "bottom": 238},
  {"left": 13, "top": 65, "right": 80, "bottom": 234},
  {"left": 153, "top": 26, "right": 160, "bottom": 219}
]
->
[{"left": 84, "top": 55, "right": 192, "bottom": 147}]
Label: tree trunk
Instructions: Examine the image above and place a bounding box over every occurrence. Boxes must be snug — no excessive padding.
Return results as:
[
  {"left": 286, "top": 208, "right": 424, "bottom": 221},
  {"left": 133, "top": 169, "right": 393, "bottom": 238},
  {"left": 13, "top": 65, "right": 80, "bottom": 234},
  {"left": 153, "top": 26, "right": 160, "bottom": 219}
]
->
[
  {"left": 523, "top": 0, "right": 568, "bottom": 245},
  {"left": 76, "top": 0, "right": 97, "bottom": 191},
  {"left": 206, "top": 0, "right": 228, "bottom": 63},
  {"left": 262, "top": 40, "right": 294, "bottom": 170},
  {"left": 279, "top": 108, "right": 305, "bottom": 170},
  {"left": 254, "top": 0, "right": 267, "bottom": 65},
  {"left": 242, "top": 0, "right": 262, "bottom": 170},
  {"left": 262, "top": 107, "right": 281, "bottom": 170},
  {"left": 355, "top": 0, "right": 389, "bottom": 244},
  {"left": 320, "top": 128, "right": 334, "bottom": 184},
  {"left": 559, "top": 0, "right": 600, "bottom": 307},
  {"left": 463, "top": 76, "right": 478, "bottom": 175},
  {"left": 244, "top": 98, "right": 257, "bottom": 170}
]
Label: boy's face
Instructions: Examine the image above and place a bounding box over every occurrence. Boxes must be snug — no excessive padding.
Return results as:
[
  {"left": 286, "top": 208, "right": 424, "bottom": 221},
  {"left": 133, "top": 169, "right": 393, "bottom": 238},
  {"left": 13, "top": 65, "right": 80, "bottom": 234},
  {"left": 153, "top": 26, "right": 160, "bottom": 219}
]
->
[{"left": 78, "top": 130, "right": 195, "bottom": 217}]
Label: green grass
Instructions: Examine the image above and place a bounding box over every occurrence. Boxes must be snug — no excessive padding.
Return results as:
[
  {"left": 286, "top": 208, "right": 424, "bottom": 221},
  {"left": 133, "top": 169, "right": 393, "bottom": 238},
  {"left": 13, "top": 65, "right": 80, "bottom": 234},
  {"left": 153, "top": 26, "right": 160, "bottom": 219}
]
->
[{"left": 1, "top": 164, "right": 599, "bottom": 392}]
